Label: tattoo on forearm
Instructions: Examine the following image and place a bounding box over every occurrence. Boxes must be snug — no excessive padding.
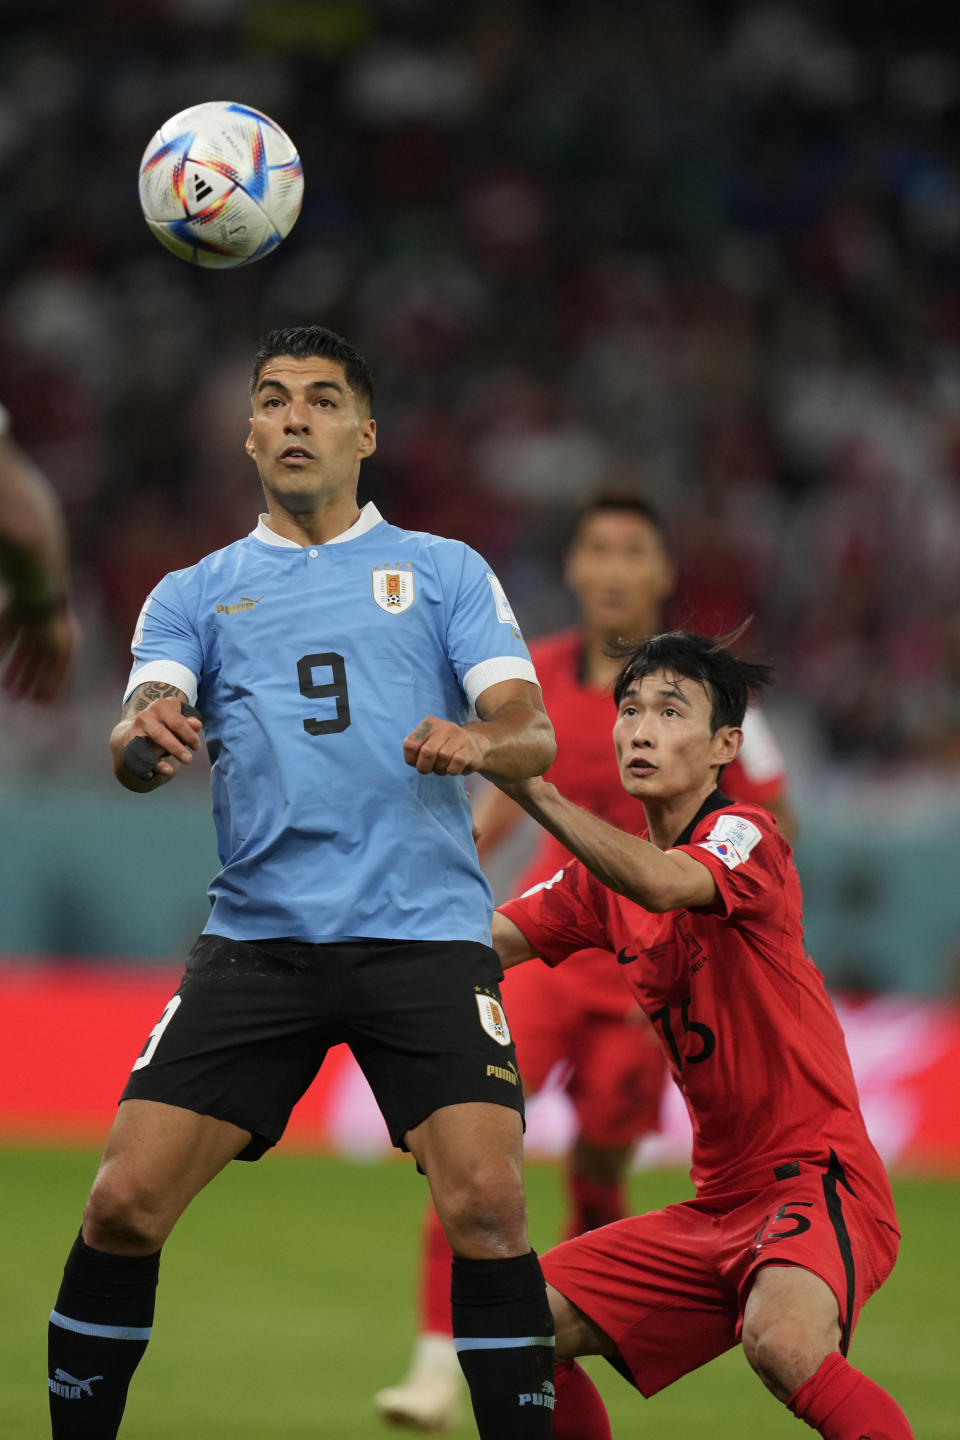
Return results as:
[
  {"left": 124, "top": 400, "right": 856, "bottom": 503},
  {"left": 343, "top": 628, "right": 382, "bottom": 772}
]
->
[{"left": 124, "top": 681, "right": 186, "bottom": 717}]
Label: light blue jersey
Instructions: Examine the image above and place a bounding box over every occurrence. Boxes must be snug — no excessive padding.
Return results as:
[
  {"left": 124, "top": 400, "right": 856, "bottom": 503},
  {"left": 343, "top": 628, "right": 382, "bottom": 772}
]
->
[{"left": 125, "top": 504, "right": 538, "bottom": 945}]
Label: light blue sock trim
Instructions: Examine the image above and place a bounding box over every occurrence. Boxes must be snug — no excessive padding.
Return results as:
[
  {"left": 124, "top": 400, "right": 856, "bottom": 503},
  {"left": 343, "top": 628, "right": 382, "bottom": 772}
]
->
[
  {"left": 454, "top": 1334, "right": 555, "bottom": 1353},
  {"left": 49, "top": 1310, "right": 152, "bottom": 1342}
]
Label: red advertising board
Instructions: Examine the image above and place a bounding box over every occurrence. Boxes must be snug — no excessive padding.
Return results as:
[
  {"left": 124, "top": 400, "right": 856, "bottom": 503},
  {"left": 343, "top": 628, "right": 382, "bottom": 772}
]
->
[{"left": 3, "top": 963, "right": 959, "bottom": 1172}]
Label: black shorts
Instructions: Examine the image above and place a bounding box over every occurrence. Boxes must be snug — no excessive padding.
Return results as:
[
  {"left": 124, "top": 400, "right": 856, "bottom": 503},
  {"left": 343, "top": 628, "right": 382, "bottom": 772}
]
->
[{"left": 121, "top": 934, "right": 524, "bottom": 1160}]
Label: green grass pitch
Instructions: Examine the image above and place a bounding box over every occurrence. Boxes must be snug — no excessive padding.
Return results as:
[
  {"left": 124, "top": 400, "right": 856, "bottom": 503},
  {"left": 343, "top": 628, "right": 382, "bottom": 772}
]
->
[{"left": 1, "top": 1146, "right": 954, "bottom": 1437}]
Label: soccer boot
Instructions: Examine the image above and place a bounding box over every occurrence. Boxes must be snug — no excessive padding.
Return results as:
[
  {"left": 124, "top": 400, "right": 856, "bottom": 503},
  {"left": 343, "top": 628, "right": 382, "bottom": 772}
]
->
[{"left": 374, "top": 1333, "right": 464, "bottom": 1431}]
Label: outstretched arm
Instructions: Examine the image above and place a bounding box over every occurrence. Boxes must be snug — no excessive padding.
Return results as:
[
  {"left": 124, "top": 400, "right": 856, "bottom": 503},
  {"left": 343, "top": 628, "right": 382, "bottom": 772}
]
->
[
  {"left": 490, "top": 776, "right": 716, "bottom": 913},
  {"left": 110, "top": 681, "right": 203, "bottom": 793},
  {"left": 0, "top": 425, "right": 79, "bottom": 703},
  {"left": 403, "top": 678, "right": 556, "bottom": 780}
]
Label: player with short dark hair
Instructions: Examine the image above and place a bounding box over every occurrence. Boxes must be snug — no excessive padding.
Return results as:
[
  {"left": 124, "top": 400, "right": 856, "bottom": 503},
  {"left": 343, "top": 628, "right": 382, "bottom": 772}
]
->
[
  {"left": 46, "top": 326, "right": 560, "bottom": 1439},
  {"left": 377, "top": 493, "right": 794, "bottom": 1430},
  {"left": 250, "top": 323, "right": 375, "bottom": 408},
  {"left": 490, "top": 630, "right": 913, "bottom": 1439},
  {"left": 0, "top": 402, "right": 78, "bottom": 703}
]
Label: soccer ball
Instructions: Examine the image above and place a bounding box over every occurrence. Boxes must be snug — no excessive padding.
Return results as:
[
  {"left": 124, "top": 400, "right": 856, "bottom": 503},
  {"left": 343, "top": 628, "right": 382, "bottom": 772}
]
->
[{"left": 138, "top": 101, "right": 304, "bottom": 268}]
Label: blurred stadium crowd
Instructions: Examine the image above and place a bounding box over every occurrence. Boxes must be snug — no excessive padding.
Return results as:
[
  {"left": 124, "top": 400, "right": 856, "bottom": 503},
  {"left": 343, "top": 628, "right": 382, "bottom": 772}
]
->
[{"left": 1, "top": 0, "right": 959, "bottom": 776}]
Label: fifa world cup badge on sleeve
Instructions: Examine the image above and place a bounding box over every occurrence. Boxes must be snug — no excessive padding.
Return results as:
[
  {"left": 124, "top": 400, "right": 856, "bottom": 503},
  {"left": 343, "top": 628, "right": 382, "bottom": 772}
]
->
[
  {"left": 696, "top": 813, "right": 763, "bottom": 870},
  {"left": 372, "top": 565, "right": 415, "bottom": 614},
  {"left": 475, "top": 991, "right": 512, "bottom": 1046},
  {"left": 486, "top": 572, "right": 519, "bottom": 626}
]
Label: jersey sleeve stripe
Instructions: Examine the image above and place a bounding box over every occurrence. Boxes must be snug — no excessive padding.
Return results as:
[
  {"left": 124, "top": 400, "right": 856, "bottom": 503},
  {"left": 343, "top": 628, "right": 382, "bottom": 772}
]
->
[
  {"left": 462, "top": 656, "right": 539, "bottom": 709},
  {"left": 123, "top": 659, "right": 199, "bottom": 706}
]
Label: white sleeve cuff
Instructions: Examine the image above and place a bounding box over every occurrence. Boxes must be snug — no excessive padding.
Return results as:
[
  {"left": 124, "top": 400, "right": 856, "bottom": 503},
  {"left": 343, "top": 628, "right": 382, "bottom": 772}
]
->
[
  {"left": 463, "top": 656, "right": 539, "bottom": 709},
  {"left": 123, "top": 660, "right": 199, "bottom": 707}
]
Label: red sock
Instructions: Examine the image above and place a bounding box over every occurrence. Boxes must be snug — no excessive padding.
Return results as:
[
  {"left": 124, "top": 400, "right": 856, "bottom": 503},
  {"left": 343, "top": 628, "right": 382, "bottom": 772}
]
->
[
  {"left": 418, "top": 1203, "right": 453, "bottom": 1336},
  {"left": 552, "top": 1360, "right": 613, "bottom": 1439},
  {"left": 564, "top": 1175, "right": 628, "bottom": 1240},
  {"left": 787, "top": 1352, "right": 914, "bottom": 1439}
]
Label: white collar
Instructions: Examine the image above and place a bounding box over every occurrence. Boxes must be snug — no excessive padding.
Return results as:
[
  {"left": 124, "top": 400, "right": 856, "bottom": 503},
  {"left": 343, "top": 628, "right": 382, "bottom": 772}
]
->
[{"left": 250, "top": 502, "right": 384, "bottom": 549}]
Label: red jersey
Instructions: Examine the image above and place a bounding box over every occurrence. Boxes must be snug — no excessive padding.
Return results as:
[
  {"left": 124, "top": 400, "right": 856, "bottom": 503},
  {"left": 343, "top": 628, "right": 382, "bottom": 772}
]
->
[
  {"left": 500, "top": 792, "right": 894, "bottom": 1220},
  {"left": 518, "top": 629, "right": 787, "bottom": 896}
]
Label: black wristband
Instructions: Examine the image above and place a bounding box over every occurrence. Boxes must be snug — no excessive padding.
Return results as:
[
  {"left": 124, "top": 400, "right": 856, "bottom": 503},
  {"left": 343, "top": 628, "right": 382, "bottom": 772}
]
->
[{"left": 121, "top": 704, "right": 203, "bottom": 781}]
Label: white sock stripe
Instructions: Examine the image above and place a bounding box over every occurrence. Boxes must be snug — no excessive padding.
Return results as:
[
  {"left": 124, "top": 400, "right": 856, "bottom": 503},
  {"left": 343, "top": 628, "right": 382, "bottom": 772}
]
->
[
  {"left": 49, "top": 1310, "right": 152, "bottom": 1341},
  {"left": 454, "top": 1335, "right": 555, "bottom": 1352}
]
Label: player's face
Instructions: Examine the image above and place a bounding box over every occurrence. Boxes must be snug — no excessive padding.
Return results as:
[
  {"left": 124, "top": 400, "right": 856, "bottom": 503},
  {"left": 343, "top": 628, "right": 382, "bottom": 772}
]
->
[
  {"left": 245, "top": 355, "right": 376, "bottom": 510},
  {"left": 565, "top": 511, "right": 675, "bottom": 635},
  {"left": 613, "top": 670, "right": 740, "bottom": 801}
]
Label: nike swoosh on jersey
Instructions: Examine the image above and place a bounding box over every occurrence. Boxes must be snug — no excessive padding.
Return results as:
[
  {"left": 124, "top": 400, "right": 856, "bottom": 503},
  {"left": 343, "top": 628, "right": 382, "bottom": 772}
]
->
[{"left": 616, "top": 947, "right": 638, "bottom": 964}]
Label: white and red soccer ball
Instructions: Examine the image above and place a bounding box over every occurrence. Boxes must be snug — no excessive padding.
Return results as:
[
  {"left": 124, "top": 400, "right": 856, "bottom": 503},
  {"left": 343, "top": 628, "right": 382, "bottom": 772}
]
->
[{"left": 138, "top": 101, "right": 303, "bottom": 268}]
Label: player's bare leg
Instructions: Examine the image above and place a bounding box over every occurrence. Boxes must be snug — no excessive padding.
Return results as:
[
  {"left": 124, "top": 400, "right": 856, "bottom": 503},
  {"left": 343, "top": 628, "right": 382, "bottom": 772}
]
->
[
  {"left": 407, "top": 1101, "right": 528, "bottom": 1258},
  {"left": 742, "top": 1264, "right": 914, "bottom": 1437},
  {"left": 84, "top": 1099, "right": 252, "bottom": 1252},
  {"left": 402, "top": 1102, "right": 556, "bottom": 1438},
  {"left": 741, "top": 1263, "right": 841, "bottom": 1401},
  {"left": 546, "top": 1286, "right": 615, "bottom": 1439},
  {"left": 49, "top": 1101, "right": 250, "bottom": 1439}
]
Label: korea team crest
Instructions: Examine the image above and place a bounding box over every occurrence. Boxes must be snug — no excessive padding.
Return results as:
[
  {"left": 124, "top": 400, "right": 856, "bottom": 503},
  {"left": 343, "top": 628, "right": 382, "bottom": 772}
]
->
[
  {"left": 476, "top": 992, "right": 512, "bottom": 1047},
  {"left": 372, "top": 565, "right": 415, "bottom": 614}
]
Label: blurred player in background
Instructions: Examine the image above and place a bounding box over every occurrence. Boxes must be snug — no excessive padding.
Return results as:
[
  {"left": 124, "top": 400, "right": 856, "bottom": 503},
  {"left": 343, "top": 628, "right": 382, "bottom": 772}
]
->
[
  {"left": 0, "top": 402, "right": 78, "bottom": 703},
  {"left": 377, "top": 493, "right": 795, "bottom": 1430},
  {"left": 46, "top": 326, "right": 559, "bottom": 1440},
  {"left": 493, "top": 630, "right": 912, "bottom": 1440}
]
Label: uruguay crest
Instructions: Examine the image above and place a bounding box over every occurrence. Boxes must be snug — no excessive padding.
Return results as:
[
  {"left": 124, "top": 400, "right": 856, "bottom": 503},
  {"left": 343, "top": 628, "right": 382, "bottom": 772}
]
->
[
  {"left": 372, "top": 565, "right": 415, "bottom": 614},
  {"left": 476, "top": 993, "right": 512, "bottom": 1047}
]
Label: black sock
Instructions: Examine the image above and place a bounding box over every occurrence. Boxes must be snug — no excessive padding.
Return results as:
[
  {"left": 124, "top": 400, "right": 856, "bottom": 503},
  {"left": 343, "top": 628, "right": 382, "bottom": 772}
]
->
[
  {"left": 48, "top": 1230, "right": 160, "bottom": 1439},
  {"left": 451, "top": 1249, "right": 555, "bottom": 1437}
]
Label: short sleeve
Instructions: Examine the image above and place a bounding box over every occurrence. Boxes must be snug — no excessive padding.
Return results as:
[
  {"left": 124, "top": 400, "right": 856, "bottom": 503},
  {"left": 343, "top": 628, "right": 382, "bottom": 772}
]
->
[
  {"left": 677, "top": 809, "right": 787, "bottom": 921},
  {"left": 499, "top": 860, "right": 610, "bottom": 965},
  {"left": 123, "top": 572, "right": 203, "bottom": 706},
  {"left": 442, "top": 545, "right": 539, "bottom": 707}
]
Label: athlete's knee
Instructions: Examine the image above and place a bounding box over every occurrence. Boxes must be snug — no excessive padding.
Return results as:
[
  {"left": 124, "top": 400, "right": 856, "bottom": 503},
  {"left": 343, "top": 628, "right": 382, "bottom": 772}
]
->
[
  {"left": 435, "top": 1163, "right": 528, "bottom": 1255},
  {"left": 742, "top": 1315, "right": 830, "bottom": 1400},
  {"left": 82, "top": 1168, "right": 171, "bottom": 1254}
]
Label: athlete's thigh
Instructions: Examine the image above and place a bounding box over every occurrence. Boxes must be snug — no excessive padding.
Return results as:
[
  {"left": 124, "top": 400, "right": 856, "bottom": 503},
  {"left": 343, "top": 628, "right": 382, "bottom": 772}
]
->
[
  {"left": 342, "top": 939, "right": 525, "bottom": 1147},
  {"left": 725, "top": 1163, "right": 902, "bottom": 1353},
  {"left": 567, "top": 1010, "right": 665, "bottom": 1149},
  {"left": 541, "top": 1201, "right": 739, "bottom": 1397},
  {"left": 87, "top": 1098, "right": 251, "bottom": 1240}
]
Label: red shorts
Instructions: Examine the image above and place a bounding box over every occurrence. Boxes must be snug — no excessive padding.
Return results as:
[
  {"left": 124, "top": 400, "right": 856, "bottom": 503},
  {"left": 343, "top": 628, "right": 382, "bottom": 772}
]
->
[
  {"left": 541, "top": 1156, "right": 900, "bottom": 1397},
  {"left": 501, "top": 952, "right": 664, "bottom": 1149}
]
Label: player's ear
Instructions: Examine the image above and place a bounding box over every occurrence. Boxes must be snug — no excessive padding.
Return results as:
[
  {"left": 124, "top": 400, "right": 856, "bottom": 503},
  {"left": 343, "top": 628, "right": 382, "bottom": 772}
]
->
[
  {"left": 358, "top": 417, "right": 376, "bottom": 458},
  {"left": 244, "top": 426, "right": 256, "bottom": 461},
  {"left": 713, "top": 725, "right": 741, "bottom": 768}
]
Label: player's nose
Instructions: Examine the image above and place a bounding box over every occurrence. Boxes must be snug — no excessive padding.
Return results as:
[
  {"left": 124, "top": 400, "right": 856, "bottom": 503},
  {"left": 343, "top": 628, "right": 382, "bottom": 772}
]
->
[
  {"left": 284, "top": 397, "right": 311, "bottom": 429},
  {"left": 627, "top": 716, "right": 655, "bottom": 746}
]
